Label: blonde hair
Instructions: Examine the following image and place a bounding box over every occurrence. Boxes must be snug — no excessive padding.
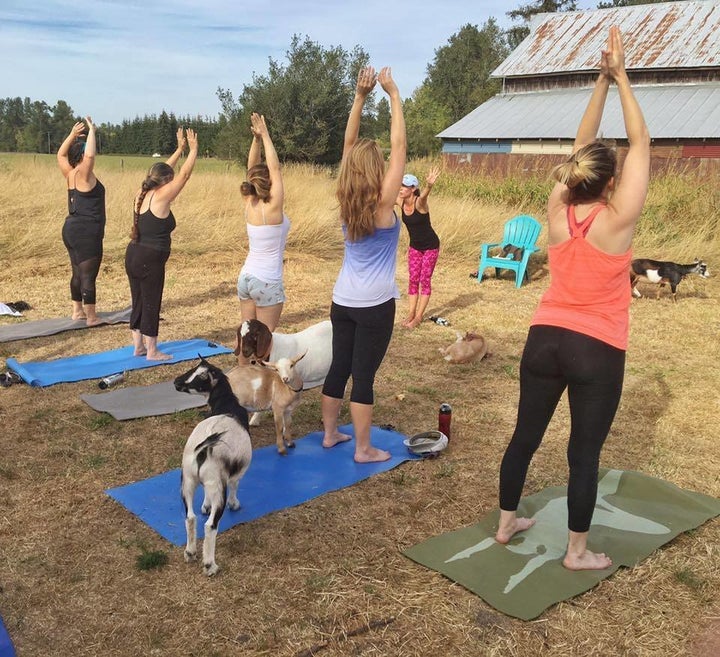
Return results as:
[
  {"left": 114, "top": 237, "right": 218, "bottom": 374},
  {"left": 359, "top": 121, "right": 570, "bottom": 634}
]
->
[
  {"left": 336, "top": 139, "right": 384, "bottom": 242},
  {"left": 240, "top": 164, "right": 271, "bottom": 201},
  {"left": 551, "top": 141, "right": 617, "bottom": 203}
]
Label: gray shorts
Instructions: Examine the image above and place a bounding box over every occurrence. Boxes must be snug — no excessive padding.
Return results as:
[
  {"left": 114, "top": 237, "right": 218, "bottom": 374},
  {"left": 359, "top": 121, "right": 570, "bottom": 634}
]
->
[{"left": 237, "top": 272, "right": 286, "bottom": 306}]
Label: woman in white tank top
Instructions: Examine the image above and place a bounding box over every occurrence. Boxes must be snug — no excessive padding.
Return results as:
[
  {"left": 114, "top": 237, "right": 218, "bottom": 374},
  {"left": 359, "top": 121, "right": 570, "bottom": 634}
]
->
[{"left": 237, "top": 113, "right": 290, "bottom": 331}]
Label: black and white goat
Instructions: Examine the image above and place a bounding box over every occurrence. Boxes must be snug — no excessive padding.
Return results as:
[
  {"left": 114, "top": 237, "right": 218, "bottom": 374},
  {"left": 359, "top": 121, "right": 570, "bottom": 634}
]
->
[
  {"left": 630, "top": 258, "right": 710, "bottom": 302},
  {"left": 174, "top": 358, "right": 252, "bottom": 576}
]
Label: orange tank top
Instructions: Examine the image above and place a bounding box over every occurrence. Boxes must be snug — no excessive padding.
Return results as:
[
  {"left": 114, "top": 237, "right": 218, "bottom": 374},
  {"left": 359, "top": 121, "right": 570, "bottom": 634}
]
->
[{"left": 531, "top": 204, "right": 632, "bottom": 350}]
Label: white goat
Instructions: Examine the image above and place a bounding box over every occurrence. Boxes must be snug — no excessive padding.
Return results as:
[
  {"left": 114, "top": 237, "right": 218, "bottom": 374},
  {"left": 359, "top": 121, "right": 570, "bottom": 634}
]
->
[
  {"left": 174, "top": 358, "right": 253, "bottom": 576},
  {"left": 225, "top": 352, "right": 306, "bottom": 455},
  {"left": 235, "top": 319, "right": 332, "bottom": 389}
]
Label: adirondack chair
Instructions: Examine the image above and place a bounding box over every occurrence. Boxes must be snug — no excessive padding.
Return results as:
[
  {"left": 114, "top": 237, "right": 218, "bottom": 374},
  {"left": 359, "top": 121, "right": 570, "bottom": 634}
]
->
[{"left": 478, "top": 215, "right": 541, "bottom": 288}]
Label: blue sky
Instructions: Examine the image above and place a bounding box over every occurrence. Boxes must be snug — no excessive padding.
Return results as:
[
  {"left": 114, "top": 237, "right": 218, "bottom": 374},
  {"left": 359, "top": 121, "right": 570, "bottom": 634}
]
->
[{"left": 0, "top": 0, "right": 597, "bottom": 123}]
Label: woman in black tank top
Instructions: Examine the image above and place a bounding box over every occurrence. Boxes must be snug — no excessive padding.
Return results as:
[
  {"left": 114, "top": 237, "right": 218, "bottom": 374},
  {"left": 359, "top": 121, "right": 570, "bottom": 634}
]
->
[
  {"left": 124, "top": 127, "right": 198, "bottom": 361},
  {"left": 397, "top": 166, "right": 440, "bottom": 329},
  {"left": 56, "top": 116, "right": 105, "bottom": 326}
]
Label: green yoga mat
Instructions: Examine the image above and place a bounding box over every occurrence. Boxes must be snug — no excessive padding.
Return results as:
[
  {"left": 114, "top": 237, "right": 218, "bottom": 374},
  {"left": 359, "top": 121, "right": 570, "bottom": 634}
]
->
[{"left": 404, "top": 469, "right": 720, "bottom": 620}]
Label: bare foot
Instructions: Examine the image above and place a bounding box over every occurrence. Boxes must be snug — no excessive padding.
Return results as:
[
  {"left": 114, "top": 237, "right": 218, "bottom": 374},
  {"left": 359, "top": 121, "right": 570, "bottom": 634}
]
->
[
  {"left": 323, "top": 431, "right": 352, "bottom": 448},
  {"left": 401, "top": 316, "right": 414, "bottom": 328},
  {"left": 407, "top": 316, "right": 423, "bottom": 330},
  {"left": 563, "top": 549, "right": 612, "bottom": 571},
  {"left": 133, "top": 348, "right": 147, "bottom": 357},
  {"left": 146, "top": 351, "right": 173, "bottom": 361},
  {"left": 85, "top": 317, "right": 103, "bottom": 327},
  {"left": 495, "top": 517, "right": 536, "bottom": 544},
  {"left": 354, "top": 446, "right": 391, "bottom": 463},
  {"left": 72, "top": 313, "right": 87, "bottom": 321}
]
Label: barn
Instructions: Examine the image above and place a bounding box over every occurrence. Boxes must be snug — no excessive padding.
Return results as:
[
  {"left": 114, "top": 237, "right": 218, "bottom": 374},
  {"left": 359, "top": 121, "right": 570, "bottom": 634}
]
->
[{"left": 438, "top": 0, "right": 720, "bottom": 176}]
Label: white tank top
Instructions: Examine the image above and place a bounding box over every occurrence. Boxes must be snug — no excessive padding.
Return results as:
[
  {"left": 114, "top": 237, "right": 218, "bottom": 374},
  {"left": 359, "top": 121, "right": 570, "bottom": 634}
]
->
[{"left": 240, "top": 214, "right": 291, "bottom": 282}]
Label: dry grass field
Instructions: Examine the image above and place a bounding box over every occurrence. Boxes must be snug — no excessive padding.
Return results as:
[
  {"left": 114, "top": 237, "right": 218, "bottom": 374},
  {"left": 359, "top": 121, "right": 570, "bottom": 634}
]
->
[{"left": 0, "top": 153, "right": 718, "bottom": 656}]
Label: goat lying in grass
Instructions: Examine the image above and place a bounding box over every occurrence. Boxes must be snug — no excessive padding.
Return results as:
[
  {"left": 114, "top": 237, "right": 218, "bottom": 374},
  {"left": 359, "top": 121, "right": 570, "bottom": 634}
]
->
[
  {"left": 224, "top": 352, "right": 306, "bottom": 455},
  {"left": 174, "top": 357, "right": 252, "bottom": 576},
  {"left": 438, "top": 331, "right": 489, "bottom": 364}
]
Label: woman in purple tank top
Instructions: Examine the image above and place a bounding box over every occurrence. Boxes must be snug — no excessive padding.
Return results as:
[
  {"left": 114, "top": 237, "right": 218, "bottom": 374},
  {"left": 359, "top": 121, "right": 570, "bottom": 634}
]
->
[{"left": 321, "top": 66, "right": 406, "bottom": 464}]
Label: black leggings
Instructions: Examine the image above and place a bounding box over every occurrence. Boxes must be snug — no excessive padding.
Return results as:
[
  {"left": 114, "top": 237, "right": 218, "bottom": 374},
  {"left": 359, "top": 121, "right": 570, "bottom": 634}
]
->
[
  {"left": 322, "top": 299, "right": 395, "bottom": 405},
  {"left": 499, "top": 325, "right": 626, "bottom": 533},
  {"left": 125, "top": 242, "right": 170, "bottom": 338},
  {"left": 63, "top": 219, "right": 103, "bottom": 305}
]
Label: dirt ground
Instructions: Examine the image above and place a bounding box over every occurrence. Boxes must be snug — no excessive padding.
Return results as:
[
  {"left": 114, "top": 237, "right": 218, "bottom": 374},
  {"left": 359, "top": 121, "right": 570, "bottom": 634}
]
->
[{"left": 0, "top": 246, "right": 718, "bottom": 657}]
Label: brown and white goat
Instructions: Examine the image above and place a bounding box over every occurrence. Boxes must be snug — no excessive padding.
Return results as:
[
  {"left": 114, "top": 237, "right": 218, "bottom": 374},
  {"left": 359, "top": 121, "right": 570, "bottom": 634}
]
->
[
  {"left": 174, "top": 358, "right": 252, "bottom": 576},
  {"left": 224, "top": 352, "right": 306, "bottom": 455},
  {"left": 438, "top": 331, "right": 489, "bottom": 364}
]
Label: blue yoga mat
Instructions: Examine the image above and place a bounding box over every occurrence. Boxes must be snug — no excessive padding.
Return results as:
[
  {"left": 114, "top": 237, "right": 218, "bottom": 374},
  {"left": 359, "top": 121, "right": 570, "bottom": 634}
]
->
[
  {"left": 106, "top": 424, "right": 417, "bottom": 546},
  {"left": 6, "top": 339, "right": 232, "bottom": 387},
  {"left": 0, "top": 616, "right": 15, "bottom": 657}
]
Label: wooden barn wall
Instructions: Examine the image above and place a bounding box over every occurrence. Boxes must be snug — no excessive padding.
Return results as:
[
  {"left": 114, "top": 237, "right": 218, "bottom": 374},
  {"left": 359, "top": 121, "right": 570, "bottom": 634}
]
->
[
  {"left": 502, "top": 69, "right": 720, "bottom": 94},
  {"left": 442, "top": 145, "right": 720, "bottom": 178}
]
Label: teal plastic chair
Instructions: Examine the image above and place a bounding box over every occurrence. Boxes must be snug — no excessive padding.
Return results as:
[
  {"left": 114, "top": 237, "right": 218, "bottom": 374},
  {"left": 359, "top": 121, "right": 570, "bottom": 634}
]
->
[{"left": 478, "top": 215, "right": 541, "bottom": 288}]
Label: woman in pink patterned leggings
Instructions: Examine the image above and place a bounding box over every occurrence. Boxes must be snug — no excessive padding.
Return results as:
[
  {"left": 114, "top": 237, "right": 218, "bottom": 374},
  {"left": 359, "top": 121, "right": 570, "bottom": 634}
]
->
[{"left": 398, "top": 167, "right": 440, "bottom": 329}]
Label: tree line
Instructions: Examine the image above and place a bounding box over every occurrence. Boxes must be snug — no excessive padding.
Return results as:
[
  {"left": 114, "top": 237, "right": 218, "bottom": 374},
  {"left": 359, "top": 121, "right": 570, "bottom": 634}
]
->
[{"left": 0, "top": 0, "right": 662, "bottom": 163}]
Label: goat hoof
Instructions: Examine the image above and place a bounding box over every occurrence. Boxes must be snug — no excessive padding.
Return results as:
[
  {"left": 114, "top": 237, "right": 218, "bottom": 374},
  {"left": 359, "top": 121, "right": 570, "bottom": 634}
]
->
[
  {"left": 184, "top": 550, "right": 196, "bottom": 562},
  {"left": 288, "top": 441, "right": 296, "bottom": 449},
  {"left": 201, "top": 505, "right": 210, "bottom": 515},
  {"left": 204, "top": 563, "right": 219, "bottom": 576},
  {"left": 278, "top": 447, "right": 287, "bottom": 456},
  {"left": 228, "top": 499, "right": 241, "bottom": 511}
]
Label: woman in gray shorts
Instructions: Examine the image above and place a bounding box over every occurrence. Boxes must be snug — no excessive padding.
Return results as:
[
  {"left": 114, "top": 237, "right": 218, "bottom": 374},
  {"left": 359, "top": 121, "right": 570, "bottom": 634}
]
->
[{"left": 238, "top": 112, "right": 290, "bottom": 331}]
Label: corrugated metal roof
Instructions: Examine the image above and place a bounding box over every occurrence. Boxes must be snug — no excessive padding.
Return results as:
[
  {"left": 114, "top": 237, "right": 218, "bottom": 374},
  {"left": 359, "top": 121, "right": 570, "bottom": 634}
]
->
[
  {"left": 437, "top": 84, "right": 720, "bottom": 140},
  {"left": 493, "top": 1, "right": 720, "bottom": 77}
]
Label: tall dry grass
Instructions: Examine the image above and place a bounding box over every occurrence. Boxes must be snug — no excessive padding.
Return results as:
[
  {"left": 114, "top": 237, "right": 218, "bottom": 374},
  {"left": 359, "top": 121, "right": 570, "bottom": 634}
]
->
[
  {"left": 0, "top": 151, "right": 718, "bottom": 657},
  {"left": 3, "top": 152, "right": 717, "bottom": 268}
]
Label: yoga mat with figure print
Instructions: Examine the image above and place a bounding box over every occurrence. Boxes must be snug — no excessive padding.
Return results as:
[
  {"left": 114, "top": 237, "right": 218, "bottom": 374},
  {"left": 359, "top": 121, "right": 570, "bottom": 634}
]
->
[{"left": 404, "top": 469, "right": 720, "bottom": 620}]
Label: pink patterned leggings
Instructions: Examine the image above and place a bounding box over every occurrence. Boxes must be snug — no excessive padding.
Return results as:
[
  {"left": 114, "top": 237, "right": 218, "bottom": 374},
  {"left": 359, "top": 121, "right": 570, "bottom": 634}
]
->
[{"left": 407, "top": 247, "right": 440, "bottom": 296}]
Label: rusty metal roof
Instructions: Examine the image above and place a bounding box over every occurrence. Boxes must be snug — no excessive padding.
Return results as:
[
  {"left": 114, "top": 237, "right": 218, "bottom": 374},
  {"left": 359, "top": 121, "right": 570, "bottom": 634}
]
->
[
  {"left": 493, "top": 1, "right": 720, "bottom": 78},
  {"left": 437, "top": 83, "right": 720, "bottom": 140}
]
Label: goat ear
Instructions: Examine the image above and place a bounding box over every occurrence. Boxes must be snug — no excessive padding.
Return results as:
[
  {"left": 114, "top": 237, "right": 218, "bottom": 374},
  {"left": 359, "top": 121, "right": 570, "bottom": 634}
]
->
[
  {"left": 292, "top": 350, "right": 307, "bottom": 365},
  {"left": 255, "top": 325, "right": 272, "bottom": 360},
  {"left": 233, "top": 326, "right": 243, "bottom": 355}
]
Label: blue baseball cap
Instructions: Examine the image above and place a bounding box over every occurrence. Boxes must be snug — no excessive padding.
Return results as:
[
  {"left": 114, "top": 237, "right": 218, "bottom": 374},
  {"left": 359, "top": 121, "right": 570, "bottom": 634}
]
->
[{"left": 402, "top": 174, "right": 419, "bottom": 187}]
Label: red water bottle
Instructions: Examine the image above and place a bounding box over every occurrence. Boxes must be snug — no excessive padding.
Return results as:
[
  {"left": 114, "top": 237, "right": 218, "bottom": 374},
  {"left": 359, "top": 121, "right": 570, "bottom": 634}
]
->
[{"left": 438, "top": 403, "right": 452, "bottom": 440}]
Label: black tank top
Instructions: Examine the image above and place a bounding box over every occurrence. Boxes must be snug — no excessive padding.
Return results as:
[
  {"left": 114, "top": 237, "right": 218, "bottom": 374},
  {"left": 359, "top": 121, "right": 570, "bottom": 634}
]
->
[
  {"left": 67, "top": 179, "right": 106, "bottom": 224},
  {"left": 401, "top": 201, "right": 439, "bottom": 251},
  {"left": 136, "top": 208, "right": 176, "bottom": 252}
]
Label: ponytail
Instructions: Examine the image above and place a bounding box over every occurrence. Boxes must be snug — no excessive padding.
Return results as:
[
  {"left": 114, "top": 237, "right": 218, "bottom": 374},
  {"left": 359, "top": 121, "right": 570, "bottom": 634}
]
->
[
  {"left": 241, "top": 164, "right": 271, "bottom": 201},
  {"left": 551, "top": 141, "right": 617, "bottom": 203}
]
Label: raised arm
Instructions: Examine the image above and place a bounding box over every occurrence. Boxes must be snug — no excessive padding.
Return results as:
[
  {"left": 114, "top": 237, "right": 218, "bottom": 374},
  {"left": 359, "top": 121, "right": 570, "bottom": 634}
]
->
[
  {"left": 165, "top": 128, "right": 186, "bottom": 168},
  {"left": 247, "top": 115, "right": 262, "bottom": 169},
  {"left": 376, "top": 67, "right": 406, "bottom": 225},
  {"left": 250, "top": 113, "right": 283, "bottom": 210},
  {"left": 342, "top": 66, "right": 376, "bottom": 161},
  {"left": 604, "top": 27, "right": 650, "bottom": 227},
  {"left": 56, "top": 121, "right": 85, "bottom": 178},
  {"left": 155, "top": 128, "right": 198, "bottom": 205},
  {"left": 416, "top": 166, "right": 440, "bottom": 213},
  {"left": 73, "top": 116, "right": 98, "bottom": 187}
]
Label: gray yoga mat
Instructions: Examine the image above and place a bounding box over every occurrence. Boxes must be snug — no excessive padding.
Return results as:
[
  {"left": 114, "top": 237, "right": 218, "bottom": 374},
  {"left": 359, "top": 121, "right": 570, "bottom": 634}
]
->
[
  {"left": 0, "top": 307, "right": 132, "bottom": 343},
  {"left": 80, "top": 381, "right": 208, "bottom": 420}
]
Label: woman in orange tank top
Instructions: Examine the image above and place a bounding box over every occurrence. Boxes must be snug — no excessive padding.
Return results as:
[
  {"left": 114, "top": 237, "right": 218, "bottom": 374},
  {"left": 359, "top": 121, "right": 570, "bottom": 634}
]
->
[{"left": 495, "top": 27, "right": 650, "bottom": 571}]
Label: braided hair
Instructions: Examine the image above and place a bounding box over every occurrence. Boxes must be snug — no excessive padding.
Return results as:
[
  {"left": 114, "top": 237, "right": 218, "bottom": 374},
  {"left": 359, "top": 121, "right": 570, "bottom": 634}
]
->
[{"left": 130, "top": 163, "right": 175, "bottom": 241}]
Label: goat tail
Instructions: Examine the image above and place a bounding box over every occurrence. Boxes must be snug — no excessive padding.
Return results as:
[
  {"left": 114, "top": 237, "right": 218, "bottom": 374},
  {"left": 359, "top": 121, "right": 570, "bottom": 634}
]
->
[{"left": 194, "top": 431, "right": 227, "bottom": 474}]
